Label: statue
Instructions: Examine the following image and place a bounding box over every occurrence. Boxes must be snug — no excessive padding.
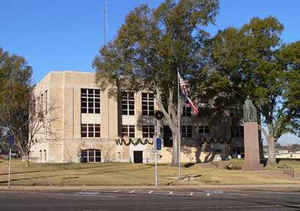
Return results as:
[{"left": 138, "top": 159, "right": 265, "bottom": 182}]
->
[{"left": 243, "top": 96, "right": 257, "bottom": 122}]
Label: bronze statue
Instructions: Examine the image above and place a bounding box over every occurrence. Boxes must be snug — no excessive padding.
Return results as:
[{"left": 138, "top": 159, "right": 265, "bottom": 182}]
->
[{"left": 243, "top": 96, "right": 257, "bottom": 122}]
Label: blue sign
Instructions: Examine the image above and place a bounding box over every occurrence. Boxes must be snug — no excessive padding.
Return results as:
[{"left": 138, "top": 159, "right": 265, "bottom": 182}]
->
[
  {"left": 156, "top": 138, "right": 162, "bottom": 150},
  {"left": 8, "top": 135, "right": 14, "bottom": 147}
]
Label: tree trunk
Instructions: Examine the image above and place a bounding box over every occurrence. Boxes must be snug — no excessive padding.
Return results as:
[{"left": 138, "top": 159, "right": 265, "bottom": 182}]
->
[
  {"left": 257, "top": 116, "right": 264, "bottom": 161},
  {"left": 171, "top": 133, "right": 179, "bottom": 166},
  {"left": 23, "top": 153, "right": 30, "bottom": 167},
  {"left": 267, "top": 136, "right": 276, "bottom": 165}
]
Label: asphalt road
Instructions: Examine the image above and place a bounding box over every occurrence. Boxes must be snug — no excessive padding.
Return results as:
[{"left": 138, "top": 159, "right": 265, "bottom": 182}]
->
[{"left": 0, "top": 188, "right": 300, "bottom": 211}]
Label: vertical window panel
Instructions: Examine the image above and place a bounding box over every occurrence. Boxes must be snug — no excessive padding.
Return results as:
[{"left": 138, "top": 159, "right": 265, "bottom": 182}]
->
[
  {"left": 121, "top": 92, "right": 135, "bottom": 115},
  {"left": 142, "top": 125, "right": 155, "bottom": 138},
  {"left": 81, "top": 124, "right": 101, "bottom": 138},
  {"left": 199, "top": 126, "right": 210, "bottom": 136},
  {"left": 142, "top": 93, "right": 154, "bottom": 116},
  {"left": 81, "top": 88, "right": 100, "bottom": 114},
  {"left": 182, "top": 125, "right": 193, "bottom": 138},
  {"left": 122, "top": 125, "right": 135, "bottom": 138}
]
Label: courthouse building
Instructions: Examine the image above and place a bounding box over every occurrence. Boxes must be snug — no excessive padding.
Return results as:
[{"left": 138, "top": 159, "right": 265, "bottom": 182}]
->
[{"left": 30, "top": 71, "right": 244, "bottom": 163}]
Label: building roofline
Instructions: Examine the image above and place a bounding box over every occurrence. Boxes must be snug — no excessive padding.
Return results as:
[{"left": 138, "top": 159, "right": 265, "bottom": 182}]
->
[{"left": 34, "top": 70, "right": 96, "bottom": 88}]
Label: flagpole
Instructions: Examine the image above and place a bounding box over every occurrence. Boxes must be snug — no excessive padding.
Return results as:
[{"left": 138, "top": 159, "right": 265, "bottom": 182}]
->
[{"left": 177, "top": 70, "right": 181, "bottom": 178}]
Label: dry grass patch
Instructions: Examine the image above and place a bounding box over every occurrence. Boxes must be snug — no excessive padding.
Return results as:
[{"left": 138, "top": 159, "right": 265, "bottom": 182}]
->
[{"left": 0, "top": 159, "right": 299, "bottom": 186}]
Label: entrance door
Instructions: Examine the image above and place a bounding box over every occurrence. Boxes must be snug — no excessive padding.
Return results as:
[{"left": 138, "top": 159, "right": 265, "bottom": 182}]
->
[{"left": 133, "top": 151, "right": 143, "bottom": 163}]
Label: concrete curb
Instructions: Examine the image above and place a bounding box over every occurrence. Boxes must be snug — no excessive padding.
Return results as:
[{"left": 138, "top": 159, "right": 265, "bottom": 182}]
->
[{"left": 1, "top": 184, "right": 300, "bottom": 191}]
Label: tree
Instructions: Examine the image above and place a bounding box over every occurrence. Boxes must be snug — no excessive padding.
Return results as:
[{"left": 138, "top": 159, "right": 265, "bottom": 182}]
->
[
  {"left": 0, "top": 48, "right": 53, "bottom": 166},
  {"left": 278, "top": 41, "right": 300, "bottom": 137},
  {"left": 94, "top": 0, "right": 219, "bottom": 166},
  {"left": 209, "top": 17, "right": 299, "bottom": 165}
]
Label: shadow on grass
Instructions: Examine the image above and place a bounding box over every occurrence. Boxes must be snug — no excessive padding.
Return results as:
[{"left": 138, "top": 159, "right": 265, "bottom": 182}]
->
[
  {"left": 88, "top": 165, "right": 153, "bottom": 175},
  {"left": 0, "top": 172, "right": 84, "bottom": 185}
]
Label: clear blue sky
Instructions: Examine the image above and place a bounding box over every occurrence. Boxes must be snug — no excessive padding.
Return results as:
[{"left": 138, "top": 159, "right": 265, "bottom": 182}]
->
[{"left": 1, "top": 0, "right": 299, "bottom": 145}]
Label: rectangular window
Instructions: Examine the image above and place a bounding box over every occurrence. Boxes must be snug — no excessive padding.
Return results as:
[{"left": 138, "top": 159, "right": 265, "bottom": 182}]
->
[
  {"left": 182, "top": 106, "right": 191, "bottom": 117},
  {"left": 41, "top": 93, "right": 43, "bottom": 111},
  {"left": 121, "top": 92, "right": 135, "bottom": 115},
  {"left": 163, "top": 126, "right": 173, "bottom": 147},
  {"left": 81, "top": 149, "right": 101, "bottom": 163},
  {"left": 142, "top": 125, "right": 155, "bottom": 138},
  {"left": 122, "top": 125, "right": 135, "bottom": 138},
  {"left": 45, "top": 90, "right": 48, "bottom": 114},
  {"left": 142, "top": 93, "right": 154, "bottom": 116},
  {"left": 81, "top": 89, "right": 100, "bottom": 114},
  {"left": 182, "top": 125, "right": 193, "bottom": 138},
  {"left": 81, "top": 123, "right": 100, "bottom": 138},
  {"left": 199, "top": 126, "right": 210, "bottom": 135}
]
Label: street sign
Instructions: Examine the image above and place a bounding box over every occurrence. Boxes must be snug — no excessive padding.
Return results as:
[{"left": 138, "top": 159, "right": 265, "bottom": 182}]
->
[{"left": 156, "top": 137, "right": 161, "bottom": 150}]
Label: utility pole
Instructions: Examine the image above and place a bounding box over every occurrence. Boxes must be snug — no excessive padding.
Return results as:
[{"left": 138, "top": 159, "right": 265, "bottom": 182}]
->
[
  {"left": 104, "top": 0, "right": 108, "bottom": 44},
  {"left": 177, "top": 71, "right": 181, "bottom": 178}
]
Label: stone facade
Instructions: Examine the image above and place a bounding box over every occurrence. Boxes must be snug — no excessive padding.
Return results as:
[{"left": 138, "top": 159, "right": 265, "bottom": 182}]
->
[{"left": 30, "top": 71, "right": 244, "bottom": 163}]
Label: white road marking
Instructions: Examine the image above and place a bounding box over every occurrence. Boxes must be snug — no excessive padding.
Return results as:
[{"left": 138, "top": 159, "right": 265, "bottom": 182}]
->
[
  {"left": 113, "top": 190, "right": 120, "bottom": 193},
  {"left": 78, "top": 191, "right": 99, "bottom": 195},
  {"left": 168, "top": 191, "right": 173, "bottom": 195},
  {"left": 148, "top": 191, "right": 153, "bottom": 194},
  {"left": 190, "top": 192, "right": 194, "bottom": 196},
  {"left": 129, "top": 190, "right": 135, "bottom": 193}
]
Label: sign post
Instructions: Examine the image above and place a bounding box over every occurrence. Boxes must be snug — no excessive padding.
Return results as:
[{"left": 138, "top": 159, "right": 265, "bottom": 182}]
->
[
  {"left": 8, "top": 148, "right": 11, "bottom": 188},
  {"left": 8, "top": 135, "right": 14, "bottom": 188},
  {"left": 153, "top": 111, "right": 163, "bottom": 188},
  {"left": 153, "top": 137, "right": 162, "bottom": 187},
  {"left": 154, "top": 149, "right": 158, "bottom": 187}
]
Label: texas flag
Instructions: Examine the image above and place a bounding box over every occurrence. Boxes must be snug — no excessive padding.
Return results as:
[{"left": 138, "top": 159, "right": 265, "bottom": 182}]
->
[{"left": 178, "top": 72, "right": 199, "bottom": 115}]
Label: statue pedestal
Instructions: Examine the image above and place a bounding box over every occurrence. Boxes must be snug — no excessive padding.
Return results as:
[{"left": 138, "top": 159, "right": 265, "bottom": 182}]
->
[{"left": 242, "top": 122, "right": 263, "bottom": 170}]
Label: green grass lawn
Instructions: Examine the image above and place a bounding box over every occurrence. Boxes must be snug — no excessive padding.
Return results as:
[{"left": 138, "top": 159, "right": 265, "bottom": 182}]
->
[{"left": 0, "top": 159, "right": 299, "bottom": 186}]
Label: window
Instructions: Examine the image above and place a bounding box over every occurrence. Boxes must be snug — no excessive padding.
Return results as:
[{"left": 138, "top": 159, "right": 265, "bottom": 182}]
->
[
  {"left": 39, "top": 150, "right": 42, "bottom": 162},
  {"left": 81, "top": 124, "right": 100, "bottom": 138},
  {"left": 142, "top": 93, "right": 154, "bottom": 116},
  {"left": 182, "top": 106, "right": 191, "bottom": 117},
  {"left": 41, "top": 93, "right": 43, "bottom": 111},
  {"left": 122, "top": 125, "right": 135, "bottom": 138},
  {"left": 44, "top": 90, "right": 48, "bottom": 114},
  {"left": 81, "top": 149, "right": 101, "bottom": 163},
  {"left": 142, "top": 125, "right": 155, "bottom": 138},
  {"left": 182, "top": 125, "right": 193, "bottom": 138},
  {"left": 81, "top": 89, "right": 100, "bottom": 114},
  {"left": 121, "top": 92, "right": 135, "bottom": 115},
  {"left": 163, "top": 126, "right": 173, "bottom": 147},
  {"left": 199, "top": 125, "right": 210, "bottom": 136},
  {"left": 232, "top": 126, "right": 244, "bottom": 138}
]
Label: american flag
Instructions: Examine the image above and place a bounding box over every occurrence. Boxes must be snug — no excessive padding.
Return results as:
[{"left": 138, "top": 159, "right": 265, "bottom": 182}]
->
[{"left": 178, "top": 72, "right": 199, "bottom": 115}]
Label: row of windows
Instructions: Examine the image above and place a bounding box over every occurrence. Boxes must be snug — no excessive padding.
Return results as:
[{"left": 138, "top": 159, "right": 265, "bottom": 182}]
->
[
  {"left": 81, "top": 89, "right": 195, "bottom": 117},
  {"left": 121, "top": 125, "right": 154, "bottom": 138},
  {"left": 121, "top": 92, "right": 155, "bottom": 116},
  {"left": 120, "top": 125, "right": 210, "bottom": 138},
  {"left": 79, "top": 124, "right": 243, "bottom": 138},
  {"left": 80, "top": 124, "right": 155, "bottom": 138}
]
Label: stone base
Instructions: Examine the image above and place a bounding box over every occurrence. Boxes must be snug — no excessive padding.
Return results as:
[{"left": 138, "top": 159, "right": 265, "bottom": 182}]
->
[
  {"left": 242, "top": 163, "right": 264, "bottom": 171},
  {"left": 243, "top": 122, "right": 263, "bottom": 171}
]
